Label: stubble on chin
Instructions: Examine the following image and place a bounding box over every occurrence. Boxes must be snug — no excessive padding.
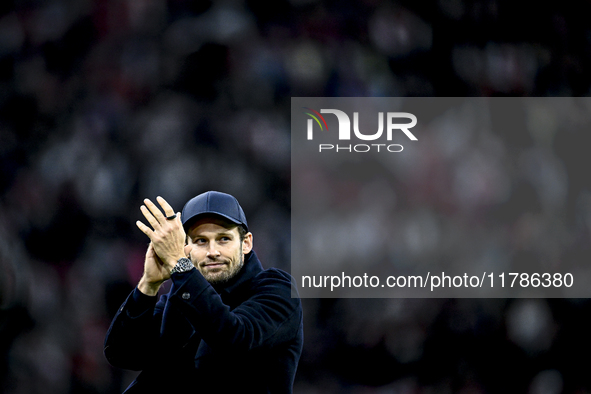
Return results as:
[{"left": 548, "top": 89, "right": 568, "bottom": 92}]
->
[
  {"left": 198, "top": 250, "right": 244, "bottom": 285},
  {"left": 201, "top": 261, "right": 243, "bottom": 284}
]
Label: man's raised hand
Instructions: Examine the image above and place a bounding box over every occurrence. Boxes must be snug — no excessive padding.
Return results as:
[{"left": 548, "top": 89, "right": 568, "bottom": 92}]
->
[{"left": 136, "top": 196, "right": 187, "bottom": 270}]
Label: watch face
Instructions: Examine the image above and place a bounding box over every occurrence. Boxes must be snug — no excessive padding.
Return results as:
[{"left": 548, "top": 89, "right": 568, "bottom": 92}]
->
[{"left": 173, "top": 258, "right": 194, "bottom": 274}]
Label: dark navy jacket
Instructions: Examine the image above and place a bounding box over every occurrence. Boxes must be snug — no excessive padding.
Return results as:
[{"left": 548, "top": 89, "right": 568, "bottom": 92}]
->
[{"left": 104, "top": 251, "right": 303, "bottom": 393}]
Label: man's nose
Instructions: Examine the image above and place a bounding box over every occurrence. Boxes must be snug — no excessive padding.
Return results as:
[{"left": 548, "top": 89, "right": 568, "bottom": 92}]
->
[{"left": 206, "top": 244, "right": 220, "bottom": 257}]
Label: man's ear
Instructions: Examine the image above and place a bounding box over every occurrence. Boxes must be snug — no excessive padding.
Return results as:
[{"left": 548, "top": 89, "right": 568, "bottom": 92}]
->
[{"left": 242, "top": 232, "right": 253, "bottom": 254}]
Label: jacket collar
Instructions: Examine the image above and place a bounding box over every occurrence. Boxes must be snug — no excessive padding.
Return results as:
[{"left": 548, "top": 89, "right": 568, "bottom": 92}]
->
[{"left": 212, "top": 250, "right": 263, "bottom": 295}]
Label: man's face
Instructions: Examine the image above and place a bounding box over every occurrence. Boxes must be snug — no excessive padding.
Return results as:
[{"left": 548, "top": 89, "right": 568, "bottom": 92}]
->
[{"left": 185, "top": 217, "right": 252, "bottom": 284}]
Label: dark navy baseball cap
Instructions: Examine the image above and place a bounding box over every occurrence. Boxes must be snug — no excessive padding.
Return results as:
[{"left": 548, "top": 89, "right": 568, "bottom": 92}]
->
[{"left": 181, "top": 191, "right": 248, "bottom": 231}]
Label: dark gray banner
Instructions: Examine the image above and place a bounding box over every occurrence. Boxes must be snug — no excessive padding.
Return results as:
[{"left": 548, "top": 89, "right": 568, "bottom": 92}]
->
[{"left": 291, "top": 97, "right": 591, "bottom": 297}]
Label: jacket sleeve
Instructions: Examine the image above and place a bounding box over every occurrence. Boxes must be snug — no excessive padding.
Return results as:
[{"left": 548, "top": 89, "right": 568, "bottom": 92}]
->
[
  {"left": 103, "top": 288, "right": 165, "bottom": 370},
  {"left": 167, "top": 267, "right": 302, "bottom": 353}
]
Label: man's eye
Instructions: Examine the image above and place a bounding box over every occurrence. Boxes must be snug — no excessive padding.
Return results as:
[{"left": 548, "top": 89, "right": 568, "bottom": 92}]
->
[
  {"left": 195, "top": 239, "right": 207, "bottom": 245},
  {"left": 220, "top": 237, "right": 230, "bottom": 242}
]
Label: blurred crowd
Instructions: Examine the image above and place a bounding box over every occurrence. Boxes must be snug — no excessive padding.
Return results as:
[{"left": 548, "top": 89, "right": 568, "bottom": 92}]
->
[{"left": 2, "top": 0, "right": 591, "bottom": 393}]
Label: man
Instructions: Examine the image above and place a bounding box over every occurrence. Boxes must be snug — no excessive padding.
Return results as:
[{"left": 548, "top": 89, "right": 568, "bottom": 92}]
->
[{"left": 104, "top": 191, "right": 303, "bottom": 393}]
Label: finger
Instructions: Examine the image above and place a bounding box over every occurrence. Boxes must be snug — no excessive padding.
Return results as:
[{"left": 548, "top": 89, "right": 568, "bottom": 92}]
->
[
  {"left": 136, "top": 220, "right": 154, "bottom": 238},
  {"left": 140, "top": 205, "right": 160, "bottom": 229},
  {"left": 156, "top": 196, "right": 176, "bottom": 218},
  {"left": 143, "top": 198, "right": 166, "bottom": 223},
  {"left": 145, "top": 242, "right": 157, "bottom": 258}
]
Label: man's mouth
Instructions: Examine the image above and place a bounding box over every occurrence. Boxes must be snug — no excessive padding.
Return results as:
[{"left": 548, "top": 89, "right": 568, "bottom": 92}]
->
[{"left": 202, "top": 262, "right": 226, "bottom": 269}]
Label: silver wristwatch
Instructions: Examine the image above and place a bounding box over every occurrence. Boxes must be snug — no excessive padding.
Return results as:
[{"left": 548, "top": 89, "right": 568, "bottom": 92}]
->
[{"left": 170, "top": 257, "right": 194, "bottom": 275}]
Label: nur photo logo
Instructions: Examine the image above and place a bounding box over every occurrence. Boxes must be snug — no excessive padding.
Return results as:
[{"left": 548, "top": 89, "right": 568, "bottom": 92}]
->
[{"left": 303, "top": 108, "right": 418, "bottom": 153}]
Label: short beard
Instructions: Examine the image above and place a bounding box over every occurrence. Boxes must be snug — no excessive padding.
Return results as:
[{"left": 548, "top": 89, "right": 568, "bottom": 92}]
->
[{"left": 201, "top": 249, "right": 244, "bottom": 285}]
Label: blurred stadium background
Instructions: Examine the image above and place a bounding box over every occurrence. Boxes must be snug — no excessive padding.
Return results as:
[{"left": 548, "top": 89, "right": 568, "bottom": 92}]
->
[{"left": 2, "top": 0, "right": 591, "bottom": 393}]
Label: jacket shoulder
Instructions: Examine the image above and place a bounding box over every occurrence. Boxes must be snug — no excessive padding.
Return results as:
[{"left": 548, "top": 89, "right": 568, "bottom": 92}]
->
[
  {"left": 249, "top": 267, "right": 302, "bottom": 300},
  {"left": 257, "top": 267, "right": 293, "bottom": 281}
]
